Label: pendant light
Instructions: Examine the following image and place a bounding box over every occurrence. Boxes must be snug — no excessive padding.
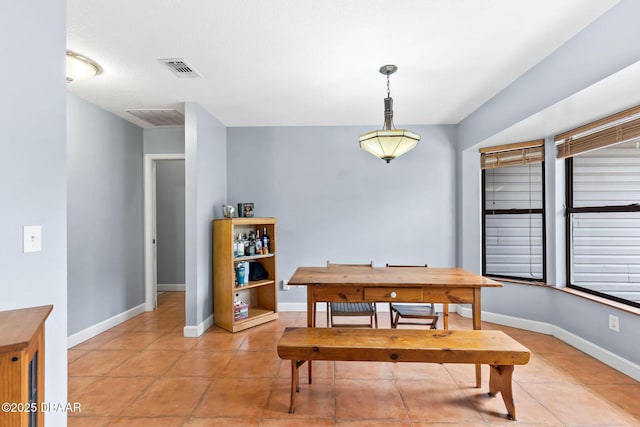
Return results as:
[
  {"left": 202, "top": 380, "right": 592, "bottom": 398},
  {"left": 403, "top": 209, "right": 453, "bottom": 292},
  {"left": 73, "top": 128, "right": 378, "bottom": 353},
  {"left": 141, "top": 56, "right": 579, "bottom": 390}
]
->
[{"left": 359, "top": 65, "right": 420, "bottom": 163}]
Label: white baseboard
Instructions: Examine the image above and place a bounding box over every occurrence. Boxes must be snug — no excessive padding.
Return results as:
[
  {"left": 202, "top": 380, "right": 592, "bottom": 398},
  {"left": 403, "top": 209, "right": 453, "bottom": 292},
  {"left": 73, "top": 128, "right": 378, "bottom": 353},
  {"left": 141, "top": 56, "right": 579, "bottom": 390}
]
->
[
  {"left": 457, "top": 305, "right": 554, "bottom": 335},
  {"left": 553, "top": 326, "right": 640, "bottom": 381},
  {"left": 158, "top": 284, "right": 185, "bottom": 291},
  {"left": 456, "top": 306, "right": 640, "bottom": 381},
  {"left": 183, "top": 313, "right": 214, "bottom": 338},
  {"left": 67, "top": 303, "right": 145, "bottom": 348},
  {"left": 278, "top": 302, "right": 316, "bottom": 312}
]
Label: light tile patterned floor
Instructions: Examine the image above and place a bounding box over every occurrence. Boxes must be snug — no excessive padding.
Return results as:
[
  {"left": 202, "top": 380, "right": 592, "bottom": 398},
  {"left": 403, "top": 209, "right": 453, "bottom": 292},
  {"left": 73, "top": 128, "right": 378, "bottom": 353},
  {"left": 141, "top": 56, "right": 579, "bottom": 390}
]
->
[{"left": 68, "top": 292, "right": 640, "bottom": 426}]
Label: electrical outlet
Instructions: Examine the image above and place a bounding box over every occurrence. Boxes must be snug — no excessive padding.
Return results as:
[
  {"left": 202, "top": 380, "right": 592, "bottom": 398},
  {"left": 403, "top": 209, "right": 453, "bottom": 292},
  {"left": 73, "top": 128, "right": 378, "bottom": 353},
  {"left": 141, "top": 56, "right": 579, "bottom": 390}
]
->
[
  {"left": 281, "top": 280, "right": 290, "bottom": 291},
  {"left": 609, "top": 314, "right": 619, "bottom": 332}
]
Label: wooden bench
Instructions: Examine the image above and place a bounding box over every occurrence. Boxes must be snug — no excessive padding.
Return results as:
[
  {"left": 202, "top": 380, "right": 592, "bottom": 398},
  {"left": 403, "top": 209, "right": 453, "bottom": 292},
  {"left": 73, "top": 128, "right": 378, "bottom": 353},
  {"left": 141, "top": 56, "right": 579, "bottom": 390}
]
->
[{"left": 277, "top": 327, "right": 530, "bottom": 420}]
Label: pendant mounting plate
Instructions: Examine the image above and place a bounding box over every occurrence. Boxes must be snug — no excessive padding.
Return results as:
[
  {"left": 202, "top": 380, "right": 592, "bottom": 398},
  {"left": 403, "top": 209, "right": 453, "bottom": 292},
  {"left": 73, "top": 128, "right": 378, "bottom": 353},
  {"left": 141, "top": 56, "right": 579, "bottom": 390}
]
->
[{"left": 379, "top": 64, "right": 398, "bottom": 76}]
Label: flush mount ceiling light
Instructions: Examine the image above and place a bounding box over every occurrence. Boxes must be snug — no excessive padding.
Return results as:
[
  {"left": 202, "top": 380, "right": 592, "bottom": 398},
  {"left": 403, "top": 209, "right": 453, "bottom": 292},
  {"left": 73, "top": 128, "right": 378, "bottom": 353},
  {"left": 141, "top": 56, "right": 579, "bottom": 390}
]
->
[
  {"left": 359, "top": 65, "right": 420, "bottom": 163},
  {"left": 66, "top": 51, "right": 102, "bottom": 83}
]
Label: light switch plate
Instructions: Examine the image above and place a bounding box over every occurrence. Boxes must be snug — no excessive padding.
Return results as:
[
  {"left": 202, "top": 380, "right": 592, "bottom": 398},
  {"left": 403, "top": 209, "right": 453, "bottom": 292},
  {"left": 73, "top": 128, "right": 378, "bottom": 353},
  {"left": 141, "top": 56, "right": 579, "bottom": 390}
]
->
[{"left": 23, "top": 225, "right": 42, "bottom": 253}]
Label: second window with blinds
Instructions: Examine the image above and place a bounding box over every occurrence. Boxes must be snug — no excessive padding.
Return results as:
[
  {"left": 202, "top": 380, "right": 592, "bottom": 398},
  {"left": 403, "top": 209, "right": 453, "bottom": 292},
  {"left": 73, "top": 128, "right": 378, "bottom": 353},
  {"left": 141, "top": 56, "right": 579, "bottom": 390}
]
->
[
  {"left": 481, "top": 140, "right": 546, "bottom": 282},
  {"left": 556, "top": 105, "right": 640, "bottom": 308}
]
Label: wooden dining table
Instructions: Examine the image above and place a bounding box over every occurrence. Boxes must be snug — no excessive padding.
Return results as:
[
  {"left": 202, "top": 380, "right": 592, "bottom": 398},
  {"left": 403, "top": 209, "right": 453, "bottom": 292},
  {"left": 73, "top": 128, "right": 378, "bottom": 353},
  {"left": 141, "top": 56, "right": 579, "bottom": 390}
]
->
[{"left": 287, "top": 265, "right": 502, "bottom": 387}]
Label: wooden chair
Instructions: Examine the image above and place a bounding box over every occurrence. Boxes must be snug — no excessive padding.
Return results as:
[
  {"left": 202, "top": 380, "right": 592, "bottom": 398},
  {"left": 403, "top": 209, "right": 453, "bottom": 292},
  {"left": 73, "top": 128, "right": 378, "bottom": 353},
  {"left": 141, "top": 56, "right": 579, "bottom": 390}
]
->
[
  {"left": 326, "top": 261, "right": 378, "bottom": 328},
  {"left": 386, "top": 264, "right": 448, "bottom": 329}
]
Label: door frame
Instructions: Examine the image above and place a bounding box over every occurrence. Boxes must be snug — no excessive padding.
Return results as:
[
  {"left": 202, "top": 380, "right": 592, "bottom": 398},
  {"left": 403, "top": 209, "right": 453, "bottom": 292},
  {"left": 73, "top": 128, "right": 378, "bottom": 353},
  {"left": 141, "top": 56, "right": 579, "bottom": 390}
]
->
[{"left": 144, "top": 153, "right": 186, "bottom": 311}]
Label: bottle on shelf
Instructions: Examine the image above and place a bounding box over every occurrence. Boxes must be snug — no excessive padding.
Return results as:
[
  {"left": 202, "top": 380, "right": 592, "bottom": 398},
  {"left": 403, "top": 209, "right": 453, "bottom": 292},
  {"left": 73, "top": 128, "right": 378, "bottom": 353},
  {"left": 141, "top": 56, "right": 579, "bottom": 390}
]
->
[
  {"left": 262, "top": 227, "right": 269, "bottom": 254},
  {"left": 255, "top": 229, "right": 263, "bottom": 254},
  {"left": 237, "top": 233, "right": 245, "bottom": 257},
  {"left": 233, "top": 234, "right": 238, "bottom": 258},
  {"left": 248, "top": 231, "right": 256, "bottom": 256},
  {"left": 235, "top": 263, "right": 245, "bottom": 287}
]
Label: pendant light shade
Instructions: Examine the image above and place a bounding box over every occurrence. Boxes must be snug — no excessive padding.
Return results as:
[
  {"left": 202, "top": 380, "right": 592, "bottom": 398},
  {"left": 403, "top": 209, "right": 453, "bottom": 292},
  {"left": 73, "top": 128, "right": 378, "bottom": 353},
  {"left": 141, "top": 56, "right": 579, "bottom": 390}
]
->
[
  {"left": 359, "top": 129, "right": 420, "bottom": 163},
  {"left": 359, "top": 65, "right": 420, "bottom": 163}
]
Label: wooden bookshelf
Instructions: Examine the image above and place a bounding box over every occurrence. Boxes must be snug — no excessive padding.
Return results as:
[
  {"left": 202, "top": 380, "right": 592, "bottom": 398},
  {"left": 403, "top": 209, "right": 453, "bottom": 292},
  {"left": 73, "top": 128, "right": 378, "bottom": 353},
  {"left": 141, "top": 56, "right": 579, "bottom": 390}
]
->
[{"left": 213, "top": 218, "right": 278, "bottom": 332}]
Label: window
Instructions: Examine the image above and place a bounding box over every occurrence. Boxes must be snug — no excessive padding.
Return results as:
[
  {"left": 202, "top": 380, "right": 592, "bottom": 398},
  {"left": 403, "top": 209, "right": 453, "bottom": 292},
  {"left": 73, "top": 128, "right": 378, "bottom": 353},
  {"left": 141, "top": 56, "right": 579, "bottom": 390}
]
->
[
  {"left": 481, "top": 141, "right": 546, "bottom": 282},
  {"left": 558, "top": 106, "right": 640, "bottom": 308}
]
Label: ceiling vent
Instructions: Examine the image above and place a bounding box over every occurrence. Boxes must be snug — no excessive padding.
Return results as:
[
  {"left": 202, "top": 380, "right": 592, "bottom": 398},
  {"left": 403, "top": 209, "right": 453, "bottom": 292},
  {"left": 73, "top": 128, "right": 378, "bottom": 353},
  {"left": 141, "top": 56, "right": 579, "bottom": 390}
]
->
[
  {"left": 159, "top": 58, "right": 201, "bottom": 78},
  {"left": 126, "top": 109, "right": 184, "bottom": 127}
]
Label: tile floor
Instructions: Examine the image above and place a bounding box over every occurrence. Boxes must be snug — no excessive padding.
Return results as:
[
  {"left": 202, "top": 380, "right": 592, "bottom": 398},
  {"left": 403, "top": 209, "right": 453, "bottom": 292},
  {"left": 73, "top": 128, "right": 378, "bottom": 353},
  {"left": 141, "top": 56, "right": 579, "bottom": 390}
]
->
[{"left": 68, "top": 292, "right": 640, "bottom": 426}]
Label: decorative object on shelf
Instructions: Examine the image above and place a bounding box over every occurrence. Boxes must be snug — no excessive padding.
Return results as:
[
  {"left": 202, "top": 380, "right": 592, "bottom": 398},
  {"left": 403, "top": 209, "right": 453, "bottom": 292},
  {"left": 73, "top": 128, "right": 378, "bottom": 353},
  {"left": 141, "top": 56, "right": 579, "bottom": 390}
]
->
[
  {"left": 66, "top": 50, "right": 102, "bottom": 83},
  {"left": 238, "top": 203, "right": 254, "bottom": 217},
  {"left": 359, "top": 64, "right": 421, "bottom": 163},
  {"left": 249, "top": 261, "right": 269, "bottom": 281},
  {"left": 233, "top": 296, "right": 248, "bottom": 320},
  {"left": 240, "top": 261, "right": 249, "bottom": 285},
  {"left": 222, "top": 204, "right": 235, "bottom": 218}
]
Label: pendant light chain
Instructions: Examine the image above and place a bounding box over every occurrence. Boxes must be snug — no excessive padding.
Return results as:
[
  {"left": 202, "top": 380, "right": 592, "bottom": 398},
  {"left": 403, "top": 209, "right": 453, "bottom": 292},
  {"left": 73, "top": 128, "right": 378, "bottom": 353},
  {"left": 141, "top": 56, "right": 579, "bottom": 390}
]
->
[
  {"left": 387, "top": 74, "right": 391, "bottom": 98},
  {"left": 385, "top": 73, "right": 395, "bottom": 130}
]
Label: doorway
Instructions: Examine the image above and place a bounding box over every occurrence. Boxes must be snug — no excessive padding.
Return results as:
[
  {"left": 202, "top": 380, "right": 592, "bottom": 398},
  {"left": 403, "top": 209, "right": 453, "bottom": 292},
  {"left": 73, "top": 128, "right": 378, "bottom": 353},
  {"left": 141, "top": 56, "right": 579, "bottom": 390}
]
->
[{"left": 144, "top": 153, "right": 186, "bottom": 311}]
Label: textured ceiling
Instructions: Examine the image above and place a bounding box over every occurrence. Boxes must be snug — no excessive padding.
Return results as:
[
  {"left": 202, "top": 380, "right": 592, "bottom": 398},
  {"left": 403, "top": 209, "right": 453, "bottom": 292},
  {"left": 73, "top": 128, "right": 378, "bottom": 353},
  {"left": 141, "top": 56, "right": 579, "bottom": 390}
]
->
[{"left": 66, "top": 0, "right": 620, "bottom": 128}]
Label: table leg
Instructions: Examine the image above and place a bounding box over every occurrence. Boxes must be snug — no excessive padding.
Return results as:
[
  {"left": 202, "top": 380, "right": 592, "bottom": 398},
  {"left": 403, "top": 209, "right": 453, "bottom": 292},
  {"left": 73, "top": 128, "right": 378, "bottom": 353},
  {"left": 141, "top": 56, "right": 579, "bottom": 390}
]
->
[
  {"left": 473, "top": 288, "right": 482, "bottom": 388},
  {"left": 326, "top": 302, "right": 330, "bottom": 327},
  {"left": 307, "top": 294, "right": 314, "bottom": 328},
  {"left": 443, "top": 303, "right": 449, "bottom": 330},
  {"left": 307, "top": 290, "right": 313, "bottom": 383}
]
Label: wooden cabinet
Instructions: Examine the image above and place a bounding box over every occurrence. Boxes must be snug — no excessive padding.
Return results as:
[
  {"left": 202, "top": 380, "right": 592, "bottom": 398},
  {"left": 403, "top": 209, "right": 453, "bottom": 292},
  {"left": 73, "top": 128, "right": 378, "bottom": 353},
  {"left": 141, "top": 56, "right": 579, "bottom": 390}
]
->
[
  {"left": 0, "top": 305, "right": 52, "bottom": 427},
  {"left": 213, "top": 217, "right": 278, "bottom": 332}
]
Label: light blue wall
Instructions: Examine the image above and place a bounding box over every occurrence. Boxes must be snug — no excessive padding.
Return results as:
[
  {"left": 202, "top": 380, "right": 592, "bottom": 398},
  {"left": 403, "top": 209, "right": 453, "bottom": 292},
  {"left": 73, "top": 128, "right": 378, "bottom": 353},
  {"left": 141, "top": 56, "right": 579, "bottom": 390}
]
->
[
  {"left": 457, "top": 0, "right": 640, "bottom": 370},
  {"left": 185, "top": 103, "right": 227, "bottom": 327},
  {"left": 482, "top": 283, "right": 554, "bottom": 325},
  {"left": 0, "top": 2, "right": 68, "bottom": 425},
  {"left": 156, "top": 160, "right": 185, "bottom": 284},
  {"left": 67, "top": 94, "right": 144, "bottom": 335},
  {"left": 227, "top": 125, "right": 457, "bottom": 303},
  {"left": 483, "top": 283, "right": 639, "bottom": 368},
  {"left": 143, "top": 127, "right": 185, "bottom": 154}
]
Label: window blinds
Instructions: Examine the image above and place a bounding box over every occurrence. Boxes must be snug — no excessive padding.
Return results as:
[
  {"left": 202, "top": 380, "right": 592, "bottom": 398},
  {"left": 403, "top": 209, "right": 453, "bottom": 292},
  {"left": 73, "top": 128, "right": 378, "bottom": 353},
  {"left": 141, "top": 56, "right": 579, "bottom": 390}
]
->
[
  {"left": 483, "top": 164, "right": 544, "bottom": 280},
  {"left": 568, "top": 139, "right": 640, "bottom": 304},
  {"left": 480, "top": 140, "right": 544, "bottom": 169},
  {"left": 556, "top": 105, "right": 640, "bottom": 159}
]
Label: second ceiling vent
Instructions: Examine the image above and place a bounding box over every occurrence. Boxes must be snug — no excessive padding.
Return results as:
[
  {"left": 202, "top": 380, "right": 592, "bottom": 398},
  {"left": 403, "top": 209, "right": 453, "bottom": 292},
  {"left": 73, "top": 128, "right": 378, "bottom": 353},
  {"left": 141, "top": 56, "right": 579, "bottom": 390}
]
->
[{"left": 159, "top": 58, "right": 201, "bottom": 78}]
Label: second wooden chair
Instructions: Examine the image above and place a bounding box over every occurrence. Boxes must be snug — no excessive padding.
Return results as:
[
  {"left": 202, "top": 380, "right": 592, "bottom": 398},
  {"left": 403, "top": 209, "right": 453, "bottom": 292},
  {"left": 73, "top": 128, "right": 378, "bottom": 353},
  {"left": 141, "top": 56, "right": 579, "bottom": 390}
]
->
[{"left": 386, "top": 264, "right": 447, "bottom": 329}]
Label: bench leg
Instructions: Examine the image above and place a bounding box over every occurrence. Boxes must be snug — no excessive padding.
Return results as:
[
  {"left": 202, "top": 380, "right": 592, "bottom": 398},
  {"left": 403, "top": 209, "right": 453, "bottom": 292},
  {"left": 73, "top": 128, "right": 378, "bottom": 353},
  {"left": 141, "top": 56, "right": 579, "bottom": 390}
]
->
[
  {"left": 488, "top": 364, "right": 516, "bottom": 420},
  {"left": 289, "top": 360, "right": 307, "bottom": 414},
  {"left": 289, "top": 360, "right": 299, "bottom": 414}
]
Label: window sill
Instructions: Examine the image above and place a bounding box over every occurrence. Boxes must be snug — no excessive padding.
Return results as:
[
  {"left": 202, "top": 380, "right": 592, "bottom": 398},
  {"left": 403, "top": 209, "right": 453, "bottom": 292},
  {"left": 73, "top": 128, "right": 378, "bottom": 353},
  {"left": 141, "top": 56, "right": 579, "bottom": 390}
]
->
[
  {"left": 488, "top": 277, "right": 640, "bottom": 316},
  {"left": 555, "top": 287, "right": 640, "bottom": 316},
  {"left": 485, "top": 276, "right": 550, "bottom": 287}
]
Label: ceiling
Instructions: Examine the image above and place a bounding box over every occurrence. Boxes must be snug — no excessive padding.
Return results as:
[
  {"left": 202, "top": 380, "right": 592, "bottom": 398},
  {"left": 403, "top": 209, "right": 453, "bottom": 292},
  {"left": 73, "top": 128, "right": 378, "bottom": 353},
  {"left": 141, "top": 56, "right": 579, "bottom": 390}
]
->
[{"left": 67, "top": 0, "right": 621, "bottom": 129}]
